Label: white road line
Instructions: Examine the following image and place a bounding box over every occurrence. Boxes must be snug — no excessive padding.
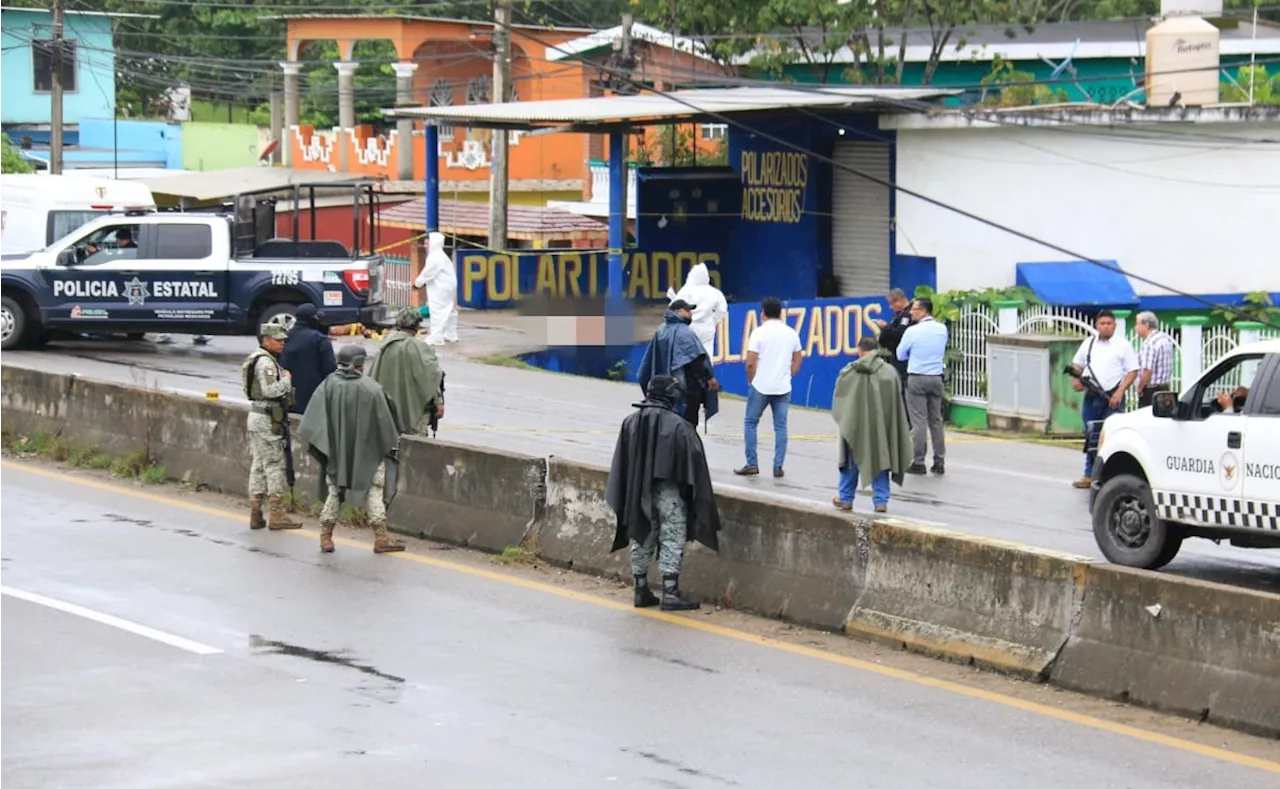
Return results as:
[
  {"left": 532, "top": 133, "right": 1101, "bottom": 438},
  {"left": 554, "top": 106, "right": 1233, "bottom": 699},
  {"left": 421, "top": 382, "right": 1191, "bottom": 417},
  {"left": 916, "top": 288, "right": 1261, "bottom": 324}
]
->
[{"left": 0, "top": 586, "right": 223, "bottom": 656}]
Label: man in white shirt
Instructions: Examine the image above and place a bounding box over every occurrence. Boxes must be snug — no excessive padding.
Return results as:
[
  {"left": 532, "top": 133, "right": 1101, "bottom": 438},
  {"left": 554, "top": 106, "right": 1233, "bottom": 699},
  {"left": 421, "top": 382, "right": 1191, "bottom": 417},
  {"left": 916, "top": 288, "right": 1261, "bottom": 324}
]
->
[
  {"left": 735, "top": 297, "right": 803, "bottom": 478},
  {"left": 1069, "top": 310, "right": 1139, "bottom": 488}
]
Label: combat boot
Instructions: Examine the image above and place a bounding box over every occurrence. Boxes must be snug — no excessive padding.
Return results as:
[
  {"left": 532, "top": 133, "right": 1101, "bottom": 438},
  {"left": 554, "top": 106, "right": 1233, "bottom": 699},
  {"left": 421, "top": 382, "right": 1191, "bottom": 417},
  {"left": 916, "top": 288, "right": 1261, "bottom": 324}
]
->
[
  {"left": 371, "top": 523, "right": 405, "bottom": 553},
  {"left": 319, "top": 522, "right": 335, "bottom": 553},
  {"left": 249, "top": 496, "right": 266, "bottom": 530},
  {"left": 267, "top": 495, "right": 302, "bottom": 530},
  {"left": 634, "top": 576, "right": 659, "bottom": 608},
  {"left": 660, "top": 574, "right": 700, "bottom": 612}
]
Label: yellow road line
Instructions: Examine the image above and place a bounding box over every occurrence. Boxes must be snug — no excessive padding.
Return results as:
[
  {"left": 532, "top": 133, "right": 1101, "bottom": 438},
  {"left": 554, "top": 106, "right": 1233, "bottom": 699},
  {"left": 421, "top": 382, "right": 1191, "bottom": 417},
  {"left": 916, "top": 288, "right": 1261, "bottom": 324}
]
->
[{"left": 5, "top": 459, "right": 1277, "bottom": 774}]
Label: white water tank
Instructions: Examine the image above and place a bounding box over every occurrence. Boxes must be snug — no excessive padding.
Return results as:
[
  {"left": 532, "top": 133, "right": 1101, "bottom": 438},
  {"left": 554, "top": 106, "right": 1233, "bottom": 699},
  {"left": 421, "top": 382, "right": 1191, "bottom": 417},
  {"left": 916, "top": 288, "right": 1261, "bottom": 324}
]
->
[{"left": 1145, "top": 15, "right": 1221, "bottom": 107}]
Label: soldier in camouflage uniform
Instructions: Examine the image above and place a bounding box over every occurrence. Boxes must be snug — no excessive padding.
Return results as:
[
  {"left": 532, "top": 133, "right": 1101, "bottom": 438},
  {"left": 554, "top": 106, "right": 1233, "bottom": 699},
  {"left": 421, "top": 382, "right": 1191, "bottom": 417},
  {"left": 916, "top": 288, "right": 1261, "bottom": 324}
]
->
[
  {"left": 630, "top": 480, "right": 689, "bottom": 587},
  {"left": 243, "top": 323, "right": 301, "bottom": 531}
]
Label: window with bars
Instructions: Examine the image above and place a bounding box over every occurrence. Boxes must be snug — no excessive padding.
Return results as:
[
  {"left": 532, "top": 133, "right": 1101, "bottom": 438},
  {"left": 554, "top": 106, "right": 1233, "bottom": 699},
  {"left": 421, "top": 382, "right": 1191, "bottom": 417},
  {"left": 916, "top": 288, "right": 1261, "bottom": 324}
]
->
[
  {"left": 33, "top": 38, "right": 77, "bottom": 93},
  {"left": 700, "top": 124, "right": 727, "bottom": 141},
  {"left": 429, "top": 79, "right": 454, "bottom": 141}
]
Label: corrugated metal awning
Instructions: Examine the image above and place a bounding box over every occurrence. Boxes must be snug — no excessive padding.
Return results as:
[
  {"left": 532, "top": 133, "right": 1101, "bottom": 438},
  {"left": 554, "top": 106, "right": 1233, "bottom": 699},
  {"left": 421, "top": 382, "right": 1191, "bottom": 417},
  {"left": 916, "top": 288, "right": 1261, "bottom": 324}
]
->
[
  {"left": 383, "top": 85, "right": 959, "bottom": 131},
  {"left": 136, "top": 167, "right": 371, "bottom": 204},
  {"left": 379, "top": 198, "right": 607, "bottom": 242}
]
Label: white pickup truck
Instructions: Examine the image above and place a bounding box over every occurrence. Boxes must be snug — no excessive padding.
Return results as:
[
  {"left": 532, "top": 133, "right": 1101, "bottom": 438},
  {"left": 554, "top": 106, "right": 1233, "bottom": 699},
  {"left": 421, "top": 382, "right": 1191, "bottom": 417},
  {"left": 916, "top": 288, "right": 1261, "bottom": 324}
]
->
[{"left": 1089, "top": 339, "right": 1280, "bottom": 568}]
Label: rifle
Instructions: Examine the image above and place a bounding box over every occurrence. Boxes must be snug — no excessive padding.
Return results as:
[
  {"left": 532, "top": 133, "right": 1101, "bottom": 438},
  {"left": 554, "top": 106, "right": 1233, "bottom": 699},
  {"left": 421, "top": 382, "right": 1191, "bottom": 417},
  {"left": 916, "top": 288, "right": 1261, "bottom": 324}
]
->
[
  {"left": 280, "top": 406, "right": 296, "bottom": 496},
  {"left": 1063, "top": 365, "right": 1112, "bottom": 402}
]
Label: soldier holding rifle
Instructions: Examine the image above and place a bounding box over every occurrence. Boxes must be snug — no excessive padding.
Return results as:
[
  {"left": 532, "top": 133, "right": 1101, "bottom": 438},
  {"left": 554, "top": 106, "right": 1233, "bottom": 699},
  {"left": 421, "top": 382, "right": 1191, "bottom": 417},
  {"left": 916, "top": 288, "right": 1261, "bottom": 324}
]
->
[{"left": 242, "top": 324, "right": 301, "bottom": 530}]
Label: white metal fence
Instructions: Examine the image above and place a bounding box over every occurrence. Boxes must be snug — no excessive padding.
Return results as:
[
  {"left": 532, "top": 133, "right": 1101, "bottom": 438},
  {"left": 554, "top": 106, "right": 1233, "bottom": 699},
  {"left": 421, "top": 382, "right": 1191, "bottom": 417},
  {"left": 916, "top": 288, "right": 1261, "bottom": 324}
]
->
[
  {"left": 946, "top": 304, "right": 1264, "bottom": 411},
  {"left": 382, "top": 255, "right": 416, "bottom": 311}
]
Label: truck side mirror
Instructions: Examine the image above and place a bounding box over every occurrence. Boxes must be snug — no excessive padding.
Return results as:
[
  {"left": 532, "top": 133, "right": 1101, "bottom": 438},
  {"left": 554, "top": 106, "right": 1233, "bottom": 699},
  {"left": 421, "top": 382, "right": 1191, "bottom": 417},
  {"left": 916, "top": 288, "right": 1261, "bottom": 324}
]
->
[
  {"left": 56, "top": 248, "right": 77, "bottom": 267},
  {"left": 1151, "top": 390, "right": 1178, "bottom": 418}
]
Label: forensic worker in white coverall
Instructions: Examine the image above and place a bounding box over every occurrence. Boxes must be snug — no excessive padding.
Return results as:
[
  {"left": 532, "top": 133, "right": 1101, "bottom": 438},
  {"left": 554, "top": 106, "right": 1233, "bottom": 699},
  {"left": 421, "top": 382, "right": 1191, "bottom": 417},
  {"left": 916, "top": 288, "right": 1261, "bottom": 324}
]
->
[
  {"left": 666, "top": 262, "right": 728, "bottom": 360},
  {"left": 414, "top": 231, "right": 459, "bottom": 345}
]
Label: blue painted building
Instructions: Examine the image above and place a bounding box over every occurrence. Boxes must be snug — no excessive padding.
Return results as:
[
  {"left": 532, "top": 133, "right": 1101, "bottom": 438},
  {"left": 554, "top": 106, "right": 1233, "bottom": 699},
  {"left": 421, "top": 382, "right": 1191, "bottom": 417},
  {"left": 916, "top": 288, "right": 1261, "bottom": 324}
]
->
[{"left": 1, "top": 7, "right": 131, "bottom": 128}]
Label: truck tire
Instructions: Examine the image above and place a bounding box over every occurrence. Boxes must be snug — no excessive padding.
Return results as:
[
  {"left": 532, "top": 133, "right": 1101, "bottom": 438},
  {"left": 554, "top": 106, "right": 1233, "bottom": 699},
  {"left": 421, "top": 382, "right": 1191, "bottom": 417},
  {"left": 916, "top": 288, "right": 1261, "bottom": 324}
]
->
[
  {"left": 1092, "top": 474, "right": 1175, "bottom": 569},
  {"left": 260, "top": 303, "right": 298, "bottom": 333},
  {"left": 1, "top": 295, "right": 29, "bottom": 351}
]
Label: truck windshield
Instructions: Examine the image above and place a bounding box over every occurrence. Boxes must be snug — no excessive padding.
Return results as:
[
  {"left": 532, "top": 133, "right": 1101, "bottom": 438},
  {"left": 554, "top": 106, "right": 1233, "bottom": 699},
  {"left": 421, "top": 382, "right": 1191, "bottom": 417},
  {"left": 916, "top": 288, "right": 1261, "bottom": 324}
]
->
[{"left": 47, "top": 210, "right": 108, "bottom": 248}]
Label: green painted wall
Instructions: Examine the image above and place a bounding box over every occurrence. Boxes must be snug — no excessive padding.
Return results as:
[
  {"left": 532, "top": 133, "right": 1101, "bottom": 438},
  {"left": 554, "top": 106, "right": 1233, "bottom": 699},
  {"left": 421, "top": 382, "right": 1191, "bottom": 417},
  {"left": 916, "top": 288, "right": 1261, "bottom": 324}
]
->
[
  {"left": 778, "top": 55, "right": 1260, "bottom": 105},
  {"left": 181, "top": 122, "right": 261, "bottom": 171}
]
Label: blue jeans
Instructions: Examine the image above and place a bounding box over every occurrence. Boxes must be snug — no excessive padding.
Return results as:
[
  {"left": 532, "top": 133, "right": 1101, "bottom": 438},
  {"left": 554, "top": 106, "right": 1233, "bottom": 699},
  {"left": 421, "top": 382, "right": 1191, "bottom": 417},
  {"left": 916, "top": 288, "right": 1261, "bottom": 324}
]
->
[
  {"left": 838, "top": 448, "right": 891, "bottom": 508},
  {"left": 1081, "top": 393, "right": 1121, "bottom": 476},
  {"left": 744, "top": 386, "right": 790, "bottom": 470}
]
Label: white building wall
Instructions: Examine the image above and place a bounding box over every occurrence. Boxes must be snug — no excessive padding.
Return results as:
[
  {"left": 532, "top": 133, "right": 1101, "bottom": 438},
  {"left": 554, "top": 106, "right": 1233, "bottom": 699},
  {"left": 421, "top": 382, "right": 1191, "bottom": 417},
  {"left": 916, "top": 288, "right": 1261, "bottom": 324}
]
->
[{"left": 892, "top": 124, "right": 1280, "bottom": 297}]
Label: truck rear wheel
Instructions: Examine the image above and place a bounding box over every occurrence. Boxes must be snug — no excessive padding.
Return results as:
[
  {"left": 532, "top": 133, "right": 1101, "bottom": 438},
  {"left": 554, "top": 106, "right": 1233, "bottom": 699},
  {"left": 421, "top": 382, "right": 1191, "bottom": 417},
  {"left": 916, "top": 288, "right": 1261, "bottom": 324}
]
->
[
  {"left": 1092, "top": 474, "right": 1179, "bottom": 569},
  {"left": 260, "top": 303, "right": 298, "bottom": 333},
  {"left": 2, "top": 295, "right": 29, "bottom": 351}
]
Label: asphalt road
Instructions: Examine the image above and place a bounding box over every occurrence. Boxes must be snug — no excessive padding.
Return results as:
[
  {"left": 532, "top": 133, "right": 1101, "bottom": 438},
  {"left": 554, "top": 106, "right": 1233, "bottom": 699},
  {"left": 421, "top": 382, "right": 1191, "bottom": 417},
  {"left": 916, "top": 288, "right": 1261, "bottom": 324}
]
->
[
  {"left": 4, "top": 462, "right": 1279, "bottom": 788},
  {"left": 5, "top": 332, "right": 1279, "bottom": 591}
]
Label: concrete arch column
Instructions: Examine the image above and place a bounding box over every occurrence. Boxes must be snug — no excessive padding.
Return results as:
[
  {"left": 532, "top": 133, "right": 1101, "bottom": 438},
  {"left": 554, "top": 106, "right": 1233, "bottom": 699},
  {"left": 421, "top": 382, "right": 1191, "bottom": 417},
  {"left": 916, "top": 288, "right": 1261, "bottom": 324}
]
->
[{"left": 391, "top": 62, "right": 419, "bottom": 181}]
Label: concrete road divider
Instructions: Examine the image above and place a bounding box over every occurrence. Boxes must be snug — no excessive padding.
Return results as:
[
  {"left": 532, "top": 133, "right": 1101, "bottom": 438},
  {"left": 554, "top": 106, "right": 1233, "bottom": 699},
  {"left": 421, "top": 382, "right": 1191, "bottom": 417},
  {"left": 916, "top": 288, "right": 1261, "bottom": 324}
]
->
[
  {"left": 3, "top": 364, "right": 1277, "bottom": 736},
  {"left": 536, "top": 457, "right": 870, "bottom": 631},
  {"left": 1052, "top": 563, "right": 1280, "bottom": 737},
  {"left": 846, "top": 524, "right": 1084, "bottom": 679}
]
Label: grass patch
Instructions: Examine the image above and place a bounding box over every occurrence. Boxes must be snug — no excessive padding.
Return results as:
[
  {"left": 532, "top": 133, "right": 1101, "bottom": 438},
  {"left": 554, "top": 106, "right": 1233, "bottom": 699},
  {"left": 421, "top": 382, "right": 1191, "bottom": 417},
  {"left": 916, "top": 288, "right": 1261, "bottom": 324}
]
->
[
  {"left": 139, "top": 465, "right": 167, "bottom": 485},
  {"left": 87, "top": 453, "right": 114, "bottom": 470},
  {"left": 110, "top": 448, "right": 151, "bottom": 479},
  {"left": 69, "top": 444, "right": 105, "bottom": 467},
  {"left": 478, "top": 353, "right": 538, "bottom": 371},
  {"left": 338, "top": 502, "right": 368, "bottom": 528},
  {"left": 490, "top": 545, "right": 539, "bottom": 566}
]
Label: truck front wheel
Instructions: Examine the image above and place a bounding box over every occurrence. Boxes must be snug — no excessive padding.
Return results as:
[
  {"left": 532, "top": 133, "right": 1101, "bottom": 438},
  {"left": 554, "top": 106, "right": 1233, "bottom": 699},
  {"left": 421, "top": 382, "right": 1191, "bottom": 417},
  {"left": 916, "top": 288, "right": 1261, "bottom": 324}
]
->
[
  {"left": 1092, "top": 474, "right": 1181, "bottom": 569},
  {"left": 1, "top": 295, "right": 29, "bottom": 351}
]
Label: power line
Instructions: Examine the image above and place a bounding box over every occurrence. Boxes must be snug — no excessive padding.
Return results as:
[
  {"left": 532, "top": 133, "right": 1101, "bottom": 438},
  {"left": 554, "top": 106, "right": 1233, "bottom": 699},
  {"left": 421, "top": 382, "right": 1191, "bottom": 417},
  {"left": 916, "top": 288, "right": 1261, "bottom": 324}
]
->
[{"left": 480, "top": 16, "right": 1280, "bottom": 328}]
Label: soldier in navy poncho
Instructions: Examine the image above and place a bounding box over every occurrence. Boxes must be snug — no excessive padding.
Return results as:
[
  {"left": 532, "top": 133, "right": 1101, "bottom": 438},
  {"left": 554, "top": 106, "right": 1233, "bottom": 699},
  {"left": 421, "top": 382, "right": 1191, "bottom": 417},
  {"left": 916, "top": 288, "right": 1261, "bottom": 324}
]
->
[{"left": 637, "top": 300, "right": 721, "bottom": 427}]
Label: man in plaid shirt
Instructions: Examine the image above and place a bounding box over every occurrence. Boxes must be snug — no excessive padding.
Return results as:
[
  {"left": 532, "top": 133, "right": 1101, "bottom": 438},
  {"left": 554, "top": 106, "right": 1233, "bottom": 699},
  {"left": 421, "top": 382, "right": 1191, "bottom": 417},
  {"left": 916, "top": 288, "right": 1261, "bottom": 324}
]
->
[{"left": 1135, "top": 311, "right": 1175, "bottom": 408}]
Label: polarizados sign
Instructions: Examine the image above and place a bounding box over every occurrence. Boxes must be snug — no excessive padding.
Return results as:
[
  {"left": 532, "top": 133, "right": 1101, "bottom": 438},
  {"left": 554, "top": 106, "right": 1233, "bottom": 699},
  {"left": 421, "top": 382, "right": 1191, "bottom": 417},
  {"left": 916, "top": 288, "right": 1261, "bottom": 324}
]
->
[{"left": 457, "top": 249, "right": 722, "bottom": 309}]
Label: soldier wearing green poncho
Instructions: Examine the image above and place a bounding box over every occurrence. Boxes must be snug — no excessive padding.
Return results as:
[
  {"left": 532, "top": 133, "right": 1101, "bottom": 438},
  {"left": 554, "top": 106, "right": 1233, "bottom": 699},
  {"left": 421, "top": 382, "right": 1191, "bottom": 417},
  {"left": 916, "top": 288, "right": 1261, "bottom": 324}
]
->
[
  {"left": 830, "top": 335, "right": 913, "bottom": 514},
  {"left": 369, "top": 308, "right": 446, "bottom": 437},
  {"left": 299, "top": 344, "right": 405, "bottom": 554}
]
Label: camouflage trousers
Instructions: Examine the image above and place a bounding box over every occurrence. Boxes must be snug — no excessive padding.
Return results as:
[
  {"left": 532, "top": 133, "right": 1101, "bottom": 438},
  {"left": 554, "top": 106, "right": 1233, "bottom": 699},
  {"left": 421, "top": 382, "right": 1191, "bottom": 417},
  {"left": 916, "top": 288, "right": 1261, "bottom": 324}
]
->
[
  {"left": 247, "top": 430, "right": 288, "bottom": 498},
  {"left": 320, "top": 461, "right": 389, "bottom": 534},
  {"left": 631, "top": 480, "right": 688, "bottom": 577}
]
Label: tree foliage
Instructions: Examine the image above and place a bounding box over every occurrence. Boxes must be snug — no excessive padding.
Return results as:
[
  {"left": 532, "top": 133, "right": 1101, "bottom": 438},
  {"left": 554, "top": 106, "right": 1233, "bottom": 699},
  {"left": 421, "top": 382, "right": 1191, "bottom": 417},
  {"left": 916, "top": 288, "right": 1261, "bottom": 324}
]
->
[
  {"left": 636, "top": 0, "right": 1277, "bottom": 85},
  {"left": 2, "top": 134, "right": 37, "bottom": 173}
]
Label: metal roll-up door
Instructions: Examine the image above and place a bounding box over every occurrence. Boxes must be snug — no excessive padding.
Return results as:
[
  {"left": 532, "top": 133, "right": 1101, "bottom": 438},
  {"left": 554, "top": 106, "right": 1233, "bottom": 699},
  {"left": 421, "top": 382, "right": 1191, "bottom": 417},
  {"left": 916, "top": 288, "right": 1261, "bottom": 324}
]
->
[{"left": 831, "top": 141, "right": 891, "bottom": 297}]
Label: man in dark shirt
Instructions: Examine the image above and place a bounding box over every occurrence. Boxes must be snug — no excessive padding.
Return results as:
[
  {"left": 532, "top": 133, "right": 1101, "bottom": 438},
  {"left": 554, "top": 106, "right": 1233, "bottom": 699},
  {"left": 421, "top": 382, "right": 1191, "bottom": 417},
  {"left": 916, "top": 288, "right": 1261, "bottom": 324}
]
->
[
  {"left": 279, "top": 303, "right": 337, "bottom": 414},
  {"left": 873, "top": 288, "right": 915, "bottom": 423},
  {"left": 874, "top": 288, "right": 915, "bottom": 384}
]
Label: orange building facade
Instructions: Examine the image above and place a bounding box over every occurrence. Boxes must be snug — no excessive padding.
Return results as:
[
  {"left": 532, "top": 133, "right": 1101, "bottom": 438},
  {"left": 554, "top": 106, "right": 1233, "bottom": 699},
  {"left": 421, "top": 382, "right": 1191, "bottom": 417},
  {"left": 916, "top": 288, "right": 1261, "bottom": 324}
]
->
[{"left": 278, "top": 15, "right": 730, "bottom": 205}]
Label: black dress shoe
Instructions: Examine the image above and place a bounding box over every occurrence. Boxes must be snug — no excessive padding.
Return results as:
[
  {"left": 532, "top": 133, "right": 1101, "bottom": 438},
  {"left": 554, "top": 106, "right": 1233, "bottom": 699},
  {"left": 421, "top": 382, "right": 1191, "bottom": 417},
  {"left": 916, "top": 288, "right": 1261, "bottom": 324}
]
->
[
  {"left": 907, "top": 463, "right": 928, "bottom": 475},
  {"left": 931, "top": 463, "right": 945, "bottom": 476}
]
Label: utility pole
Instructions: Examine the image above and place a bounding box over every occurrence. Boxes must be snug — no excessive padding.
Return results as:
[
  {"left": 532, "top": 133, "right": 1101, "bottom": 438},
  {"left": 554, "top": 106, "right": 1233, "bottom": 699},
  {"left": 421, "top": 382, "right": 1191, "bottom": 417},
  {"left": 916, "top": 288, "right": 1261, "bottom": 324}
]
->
[
  {"left": 50, "top": 0, "right": 65, "bottom": 174},
  {"left": 488, "top": 0, "right": 512, "bottom": 253}
]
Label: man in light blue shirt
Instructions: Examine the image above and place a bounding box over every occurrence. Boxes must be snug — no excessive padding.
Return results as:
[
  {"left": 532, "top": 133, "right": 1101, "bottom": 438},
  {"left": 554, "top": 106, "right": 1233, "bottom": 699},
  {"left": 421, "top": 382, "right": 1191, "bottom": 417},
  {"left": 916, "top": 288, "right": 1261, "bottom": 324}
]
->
[{"left": 896, "top": 297, "right": 949, "bottom": 475}]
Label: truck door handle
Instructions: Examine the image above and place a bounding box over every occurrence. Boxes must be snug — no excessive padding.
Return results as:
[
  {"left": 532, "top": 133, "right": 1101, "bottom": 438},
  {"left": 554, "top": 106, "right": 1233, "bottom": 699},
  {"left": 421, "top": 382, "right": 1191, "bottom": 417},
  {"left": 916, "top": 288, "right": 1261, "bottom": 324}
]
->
[
  {"left": 118, "top": 270, "right": 140, "bottom": 275},
  {"left": 1227, "top": 431, "right": 1242, "bottom": 449}
]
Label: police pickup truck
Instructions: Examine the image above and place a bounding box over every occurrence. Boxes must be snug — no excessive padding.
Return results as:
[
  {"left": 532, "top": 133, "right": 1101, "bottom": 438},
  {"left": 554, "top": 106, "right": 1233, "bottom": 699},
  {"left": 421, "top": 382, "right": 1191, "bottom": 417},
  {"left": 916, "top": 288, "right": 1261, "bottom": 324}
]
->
[
  {"left": 1, "top": 196, "right": 388, "bottom": 351},
  {"left": 1090, "top": 339, "right": 1280, "bottom": 569}
]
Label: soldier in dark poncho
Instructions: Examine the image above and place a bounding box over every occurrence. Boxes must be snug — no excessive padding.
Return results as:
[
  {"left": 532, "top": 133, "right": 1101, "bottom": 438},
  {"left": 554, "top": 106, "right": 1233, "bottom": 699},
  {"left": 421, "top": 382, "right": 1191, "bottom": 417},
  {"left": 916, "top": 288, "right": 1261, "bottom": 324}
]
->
[{"left": 606, "top": 375, "right": 721, "bottom": 611}]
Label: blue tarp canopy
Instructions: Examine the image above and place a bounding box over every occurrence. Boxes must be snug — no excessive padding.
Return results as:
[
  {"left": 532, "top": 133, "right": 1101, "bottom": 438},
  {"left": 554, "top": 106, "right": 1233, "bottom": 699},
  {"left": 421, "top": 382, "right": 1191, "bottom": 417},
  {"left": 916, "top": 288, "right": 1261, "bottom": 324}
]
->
[{"left": 1015, "top": 260, "right": 1138, "bottom": 309}]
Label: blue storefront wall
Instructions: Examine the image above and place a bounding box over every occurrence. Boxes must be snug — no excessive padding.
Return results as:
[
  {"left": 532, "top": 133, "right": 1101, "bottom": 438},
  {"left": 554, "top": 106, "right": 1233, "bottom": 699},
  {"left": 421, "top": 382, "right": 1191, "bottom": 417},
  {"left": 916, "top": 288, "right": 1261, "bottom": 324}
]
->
[{"left": 523, "top": 293, "right": 894, "bottom": 411}]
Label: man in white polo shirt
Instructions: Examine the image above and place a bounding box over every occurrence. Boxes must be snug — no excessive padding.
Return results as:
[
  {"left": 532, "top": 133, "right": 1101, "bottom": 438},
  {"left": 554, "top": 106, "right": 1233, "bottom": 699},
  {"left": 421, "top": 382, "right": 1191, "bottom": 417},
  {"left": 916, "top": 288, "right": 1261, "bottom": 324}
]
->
[
  {"left": 735, "top": 297, "right": 803, "bottom": 478},
  {"left": 1069, "top": 310, "right": 1139, "bottom": 488}
]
